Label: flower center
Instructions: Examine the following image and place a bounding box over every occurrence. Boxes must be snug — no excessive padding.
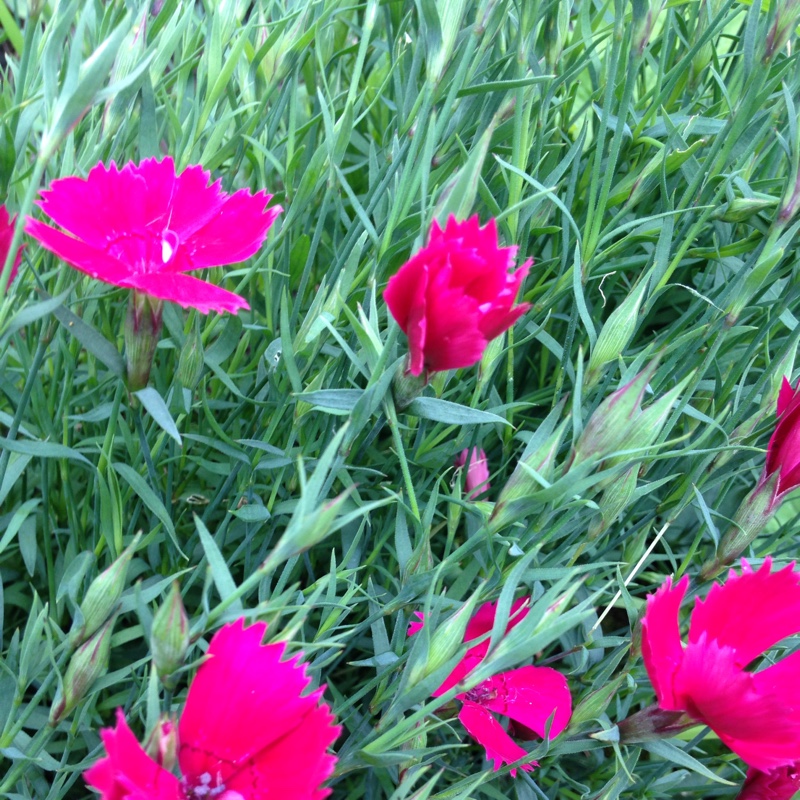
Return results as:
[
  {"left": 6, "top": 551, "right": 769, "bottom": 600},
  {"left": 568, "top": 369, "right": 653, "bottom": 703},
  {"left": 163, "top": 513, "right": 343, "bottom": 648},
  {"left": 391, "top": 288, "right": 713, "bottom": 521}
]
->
[
  {"left": 182, "top": 772, "right": 240, "bottom": 799},
  {"left": 464, "top": 682, "right": 498, "bottom": 704}
]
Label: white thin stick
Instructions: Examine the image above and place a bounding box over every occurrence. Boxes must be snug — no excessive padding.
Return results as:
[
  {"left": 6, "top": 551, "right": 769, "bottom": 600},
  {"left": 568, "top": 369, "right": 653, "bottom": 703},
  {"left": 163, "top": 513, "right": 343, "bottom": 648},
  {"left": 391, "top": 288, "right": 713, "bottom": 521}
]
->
[{"left": 591, "top": 521, "right": 671, "bottom": 633}]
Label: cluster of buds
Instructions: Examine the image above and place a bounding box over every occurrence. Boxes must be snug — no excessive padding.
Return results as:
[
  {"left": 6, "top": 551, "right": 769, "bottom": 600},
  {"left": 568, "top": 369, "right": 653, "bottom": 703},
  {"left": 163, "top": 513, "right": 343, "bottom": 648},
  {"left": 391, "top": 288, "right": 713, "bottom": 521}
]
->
[{"left": 702, "top": 377, "right": 800, "bottom": 578}]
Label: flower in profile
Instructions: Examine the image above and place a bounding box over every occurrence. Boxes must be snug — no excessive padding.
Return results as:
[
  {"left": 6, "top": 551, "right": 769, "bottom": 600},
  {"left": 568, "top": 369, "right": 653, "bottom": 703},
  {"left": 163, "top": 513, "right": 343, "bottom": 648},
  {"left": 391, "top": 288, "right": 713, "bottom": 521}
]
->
[
  {"left": 408, "top": 598, "right": 572, "bottom": 775},
  {"left": 85, "top": 618, "right": 340, "bottom": 800},
  {"left": 454, "top": 448, "right": 490, "bottom": 499},
  {"left": 764, "top": 377, "right": 800, "bottom": 499},
  {"left": 0, "top": 204, "right": 24, "bottom": 288},
  {"left": 737, "top": 765, "right": 800, "bottom": 800},
  {"left": 384, "top": 215, "right": 531, "bottom": 378},
  {"left": 638, "top": 560, "right": 800, "bottom": 771},
  {"left": 26, "top": 158, "right": 280, "bottom": 314}
]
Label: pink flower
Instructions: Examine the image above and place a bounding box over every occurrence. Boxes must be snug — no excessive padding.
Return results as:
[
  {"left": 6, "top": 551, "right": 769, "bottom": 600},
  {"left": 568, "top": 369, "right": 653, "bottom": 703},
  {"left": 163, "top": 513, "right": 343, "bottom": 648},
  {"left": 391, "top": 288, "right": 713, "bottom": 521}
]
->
[
  {"left": 384, "top": 215, "right": 531, "bottom": 377},
  {"left": 26, "top": 158, "right": 281, "bottom": 314},
  {"left": 85, "top": 619, "right": 340, "bottom": 800},
  {"left": 408, "top": 598, "right": 572, "bottom": 775},
  {"left": 455, "top": 448, "right": 491, "bottom": 499},
  {"left": 641, "top": 560, "right": 800, "bottom": 771},
  {"left": 0, "top": 204, "right": 24, "bottom": 286},
  {"left": 764, "top": 377, "right": 800, "bottom": 498},
  {"left": 737, "top": 765, "right": 800, "bottom": 800}
]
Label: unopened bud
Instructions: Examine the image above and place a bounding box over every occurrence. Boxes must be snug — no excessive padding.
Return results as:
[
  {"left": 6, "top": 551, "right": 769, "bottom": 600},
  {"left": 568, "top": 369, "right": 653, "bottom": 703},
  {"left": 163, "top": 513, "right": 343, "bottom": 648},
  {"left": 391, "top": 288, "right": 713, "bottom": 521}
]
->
[
  {"left": 586, "top": 282, "right": 648, "bottom": 388},
  {"left": 50, "top": 614, "right": 116, "bottom": 725},
  {"left": 700, "top": 471, "right": 780, "bottom": 579},
  {"left": 392, "top": 357, "right": 428, "bottom": 411},
  {"left": 144, "top": 715, "right": 178, "bottom": 770},
  {"left": 544, "top": 0, "right": 570, "bottom": 71},
  {"left": 569, "top": 673, "right": 627, "bottom": 729},
  {"left": 151, "top": 582, "right": 189, "bottom": 687},
  {"left": 125, "top": 290, "right": 164, "bottom": 391},
  {"left": 75, "top": 534, "right": 139, "bottom": 645},
  {"left": 617, "top": 703, "right": 695, "bottom": 743},
  {"left": 631, "top": 0, "right": 663, "bottom": 55},
  {"left": 764, "top": 0, "right": 800, "bottom": 62},
  {"left": 176, "top": 322, "right": 205, "bottom": 390},
  {"left": 712, "top": 196, "right": 778, "bottom": 223},
  {"left": 588, "top": 465, "right": 638, "bottom": 539}
]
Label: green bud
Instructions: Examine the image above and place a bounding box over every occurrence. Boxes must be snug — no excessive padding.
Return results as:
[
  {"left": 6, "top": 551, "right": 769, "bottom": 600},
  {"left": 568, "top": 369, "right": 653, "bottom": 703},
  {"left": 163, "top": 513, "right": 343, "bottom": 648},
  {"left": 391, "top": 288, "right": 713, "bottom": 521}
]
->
[
  {"left": 75, "top": 534, "right": 140, "bottom": 645},
  {"left": 712, "top": 197, "right": 778, "bottom": 223},
  {"left": 144, "top": 715, "right": 178, "bottom": 771},
  {"left": 700, "top": 471, "right": 780, "bottom": 580},
  {"left": 125, "top": 290, "right": 164, "bottom": 391},
  {"left": 588, "top": 465, "right": 638, "bottom": 539},
  {"left": 586, "top": 282, "right": 648, "bottom": 388},
  {"left": 617, "top": 703, "right": 696, "bottom": 743},
  {"left": 544, "top": 0, "right": 570, "bottom": 71},
  {"left": 392, "top": 357, "right": 428, "bottom": 411},
  {"left": 573, "top": 362, "right": 657, "bottom": 465},
  {"left": 151, "top": 582, "right": 189, "bottom": 688},
  {"left": 631, "top": 0, "right": 663, "bottom": 55},
  {"left": 50, "top": 614, "right": 116, "bottom": 725},
  {"left": 764, "top": 0, "right": 800, "bottom": 62},
  {"left": 176, "top": 321, "right": 205, "bottom": 390},
  {"left": 569, "top": 673, "right": 627, "bottom": 729}
]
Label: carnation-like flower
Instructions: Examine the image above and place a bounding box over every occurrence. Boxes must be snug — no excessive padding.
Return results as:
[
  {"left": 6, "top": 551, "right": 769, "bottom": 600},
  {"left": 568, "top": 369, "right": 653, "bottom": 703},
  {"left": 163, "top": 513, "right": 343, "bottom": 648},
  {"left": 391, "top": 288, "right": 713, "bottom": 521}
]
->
[
  {"left": 26, "top": 157, "right": 281, "bottom": 314},
  {"left": 640, "top": 560, "right": 800, "bottom": 771},
  {"left": 384, "top": 216, "right": 531, "bottom": 377},
  {"left": 454, "top": 448, "right": 490, "bottom": 499},
  {"left": 0, "top": 204, "right": 24, "bottom": 287},
  {"left": 85, "top": 618, "right": 340, "bottom": 800},
  {"left": 737, "top": 765, "right": 800, "bottom": 800},
  {"left": 409, "top": 598, "right": 571, "bottom": 775},
  {"left": 764, "top": 377, "right": 800, "bottom": 498}
]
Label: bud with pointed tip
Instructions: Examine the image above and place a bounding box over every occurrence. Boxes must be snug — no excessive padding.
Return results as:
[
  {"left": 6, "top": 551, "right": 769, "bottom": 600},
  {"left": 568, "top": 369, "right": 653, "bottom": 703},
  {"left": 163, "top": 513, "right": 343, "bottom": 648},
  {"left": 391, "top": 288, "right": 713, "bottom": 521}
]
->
[
  {"left": 151, "top": 582, "right": 189, "bottom": 688},
  {"left": 617, "top": 703, "right": 695, "bottom": 743},
  {"left": 176, "top": 320, "right": 205, "bottom": 390},
  {"left": 125, "top": 290, "right": 164, "bottom": 391},
  {"left": 143, "top": 715, "right": 178, "bottom": 771},
  {"left": 50, "top": 614, "right": 116, "bottom": 725},
  {"left": 75, "top": 534, "right": 140, "bottom": 645}
]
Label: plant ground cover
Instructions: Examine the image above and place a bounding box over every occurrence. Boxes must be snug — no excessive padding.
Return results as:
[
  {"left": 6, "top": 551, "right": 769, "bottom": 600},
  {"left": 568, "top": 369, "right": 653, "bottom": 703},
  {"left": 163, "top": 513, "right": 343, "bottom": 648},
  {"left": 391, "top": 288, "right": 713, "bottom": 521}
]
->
[{"left": 2, "top": 0, "right": 800, "bottom": 797}]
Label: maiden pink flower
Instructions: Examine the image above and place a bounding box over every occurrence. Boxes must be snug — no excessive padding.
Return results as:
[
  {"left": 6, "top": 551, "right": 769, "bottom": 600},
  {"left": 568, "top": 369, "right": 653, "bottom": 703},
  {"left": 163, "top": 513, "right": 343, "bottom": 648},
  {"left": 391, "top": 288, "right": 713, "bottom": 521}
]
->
[
  {"left": 25, "top": 157, "right": 281, "bottom": 314},
  {"left": 0, "top": 204, "right": 24, "bottom": 287},
  {"left": 737, "top": 765, "right": 800, "bottom": 800},
  {"left": 641, "top": 560, "right": 800, "bottom": 771},
  {"left": 764, "top": 377, "right": 800, "bottom": 498},
  {"left": 454, "top": 448, "right": 491, "bottom": 499},
  {"left": 409, "top": 598, "right": 572, "bottom": 775},
  {"left": 85, "top": 618, "right": 340, "bottom": 800},
  {"left": 384, "top": 215, "right": 531, "bottom": 377}
]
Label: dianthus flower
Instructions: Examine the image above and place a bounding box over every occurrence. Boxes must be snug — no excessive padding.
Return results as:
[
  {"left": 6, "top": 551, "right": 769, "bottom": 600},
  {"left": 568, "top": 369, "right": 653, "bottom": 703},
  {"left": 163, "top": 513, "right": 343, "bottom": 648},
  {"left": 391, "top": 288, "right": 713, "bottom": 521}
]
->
[
  {"left": 26, "top": 158, "right": 280, "bottom": 313},
  {"left": 0, "top": 204, "right": 24, "bottom": 288},
  {"left": 85, "top": 619, "right": 339, "bottom": 800},
  {"left": 384, "top": 216, "right": 530, "bottom": 378},
  {"left": 637, "top": 560, "right": 800, "bottom": 771},
  {"left": 736, "top": 765, "right": 800, "bottom": 800},
  {"left": 409, "top": 598, "right": 571, "bottom": 775}
]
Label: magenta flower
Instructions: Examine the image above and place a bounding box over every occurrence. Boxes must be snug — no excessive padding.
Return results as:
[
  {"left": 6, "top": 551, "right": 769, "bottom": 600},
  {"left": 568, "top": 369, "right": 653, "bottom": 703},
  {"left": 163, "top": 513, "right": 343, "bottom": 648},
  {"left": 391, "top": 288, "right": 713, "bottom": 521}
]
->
[
  {"left": 0, "top": 204, "right": 24, "bottom": 287},
  {"left": 641, "top": 560, "right": 800, "bottom": 771},
  {"left": 85, "top": 619, "right": 340, "bottom": 800},
  {"left": 764, "top": 377, "right": 800, "bottom": 499},
  {"left": 26, "top": 157, "right": 281, "bottom": 314},
  {"left": 737, "top": 765, "right": 800, "bottom": 800},
  {"left": 384, "top": 216, "right": 531, "bottom": 377},
  {"left": 409, "top": 598, "right": 572, "bottom": 775},
  {"left": 454, "top": 448, "right": 491, "bottom": 499}
]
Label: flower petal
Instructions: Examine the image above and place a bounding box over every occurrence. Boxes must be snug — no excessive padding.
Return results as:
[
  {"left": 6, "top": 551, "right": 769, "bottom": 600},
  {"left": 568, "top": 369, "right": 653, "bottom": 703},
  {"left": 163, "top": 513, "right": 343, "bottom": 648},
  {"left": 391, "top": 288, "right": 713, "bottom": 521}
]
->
[
  {"left": 178, "top": 619, "right": 340, "bottom": 800},
  {"left": 84, "top": 709, "right": 180, "bottom": 800},
  {"left": 458, "top": 701, "right": 537, "bottom": 776},
  {"left": 641, "top": 575, "right": 688, "bottom": 710},
  {"left": 688, "top": 560, "right": 800, "bottom": 668},
  {"left": 776, "top": 378, "right": 800, "bottom": 418},
  {"left": 738, "top": 765, "right": 800, "bottom": 800},
  {"left": 123, "top": 271, "right": 249, "bottom": 315},
  {"left": 482, "top": 665, "right": 572, "bottom": 739}
]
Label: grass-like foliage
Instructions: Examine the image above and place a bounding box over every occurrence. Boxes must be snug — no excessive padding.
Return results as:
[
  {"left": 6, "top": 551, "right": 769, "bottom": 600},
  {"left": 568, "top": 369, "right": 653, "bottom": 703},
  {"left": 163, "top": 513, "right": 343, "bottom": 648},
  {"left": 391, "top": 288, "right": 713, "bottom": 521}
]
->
[{"left": 2, "top": 0, "right": 800, "bottom": 797}]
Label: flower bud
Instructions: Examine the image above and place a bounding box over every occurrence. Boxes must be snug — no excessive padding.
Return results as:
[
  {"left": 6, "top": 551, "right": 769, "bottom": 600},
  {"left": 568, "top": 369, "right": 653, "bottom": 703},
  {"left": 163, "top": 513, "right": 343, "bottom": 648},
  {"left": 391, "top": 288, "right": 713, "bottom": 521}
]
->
[
  {"left": 569, "top": 673, "right": 627, "bottom": 729},
  {"left": 125, "top": 290, "right": 164, "bottom": 391},
  {"left": 631, "top": 0, "right": 663, "bottom": 55},
  {"left": 454, "top": 448, "right": 490, "bottom": 500},
  {"left": 151, "top": 582, "right": 190, "bottom": 688},
  {"left": 700, "top": 471, "right": 781, "bottom": 580},
  {"left": 50, "top": 614, "right": 116, "bottom": 725},
  {"left": 75, "top": 534, "right": 139, "bottom": 645},
  {"left": 764, "top": 0, "right": 800, "bottom": 62},
  {"left": 588, "top": 464, "right": 638, "bottom": 539},
  {"left": 176, "top": 321, "right": 205, "bottom": 390},
  {"left": 712, "top": 196, "right": 778, "bottom": 223},
  {"left": 586, "top": 282, "right": 647, "bottom": 388},
  {"left": 544, "top": 0, "right": 570, "bottom": 71},
  {"left": 143, "top": 715, "right": 179, "bottom": 771},
  {"left": 617, "top": 703, "right": 695, "bottom": 743}
]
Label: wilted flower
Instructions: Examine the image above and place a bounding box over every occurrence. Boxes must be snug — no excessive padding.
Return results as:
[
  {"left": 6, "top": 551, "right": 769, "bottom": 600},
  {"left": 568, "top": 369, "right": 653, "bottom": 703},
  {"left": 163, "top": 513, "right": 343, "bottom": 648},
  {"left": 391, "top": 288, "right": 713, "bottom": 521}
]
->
[
  {"left": 85, "top": 618, "right": 340, "bottom": 799},
  {"left": 26, "top": 157, "right": 281, "bottom": 314},
  {"left": 384, "top": 216, "right": 531, "bottom": 378},
  {"left": 455, "top": 448, "right": 490, "bottom": 499},
  {"left": 0, "top": 204, "right": 24, "bottom": 288},
  {"left": 636, "top": 560, "right": 800, "bottom": 771},
  {"left": 737, "top": 765, "right": 800, "bottom": 800},
  {"left": 408, "top": 598, "right": 572, "bottom": 775}
]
